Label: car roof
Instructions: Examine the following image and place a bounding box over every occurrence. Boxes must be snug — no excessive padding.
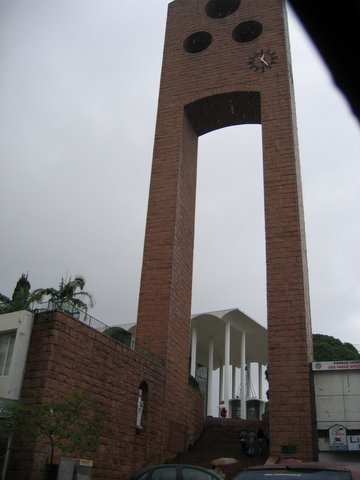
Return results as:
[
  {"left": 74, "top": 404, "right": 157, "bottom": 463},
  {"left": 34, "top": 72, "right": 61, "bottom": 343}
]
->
[
  {"left": 247, "top": 459, "right": 360, "bottom": 472},
  {"left": 131, "top": 464, "right": 223, "bottom": 478},
  {"left": 137, "top": 464, "right": 216, "bottom": 469}
]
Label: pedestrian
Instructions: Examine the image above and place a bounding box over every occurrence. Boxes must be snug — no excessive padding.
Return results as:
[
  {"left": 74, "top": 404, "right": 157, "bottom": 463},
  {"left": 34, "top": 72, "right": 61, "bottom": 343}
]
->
[
  {"left": 247, "top": 430, "right": 256, "bottom": 456},
  {"left": 239, "top": 429, "right": 248, "bottom": 455},
  {"left": 220, "top": 407, "right": 227, "bottom": 425},
  {"left": 257, "top": 428, "right": 265, "bottom": 456},
  {"left": 212, "top": 465, "right": 225, "bottom": 478}
]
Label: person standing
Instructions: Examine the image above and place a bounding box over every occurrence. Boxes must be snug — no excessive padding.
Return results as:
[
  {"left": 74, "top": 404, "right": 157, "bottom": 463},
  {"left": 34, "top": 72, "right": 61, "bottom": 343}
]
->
[
  {"left": 257, "top": 428, "right": 265, "bottom": 456},
  {"left": 239, "top": 429, "right": 248, "bottom": 455},
  {"left": 220, "top": 407, "right": 227, "bottom": 425},
  {"left": 247, "top": 430, "right": 256, "bottom": 456}
]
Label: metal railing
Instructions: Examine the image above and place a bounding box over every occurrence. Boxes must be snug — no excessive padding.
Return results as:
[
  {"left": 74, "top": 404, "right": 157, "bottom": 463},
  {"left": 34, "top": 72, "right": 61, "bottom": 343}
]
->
[{"left": 31, "top": 300, "right": 164, "bottom": 366}]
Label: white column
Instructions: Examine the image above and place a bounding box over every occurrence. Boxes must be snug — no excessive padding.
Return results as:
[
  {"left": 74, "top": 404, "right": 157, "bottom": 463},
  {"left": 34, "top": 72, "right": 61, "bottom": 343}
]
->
[
  {"left": 190, "top": 327, "right": 197, "bottom": 377},
  {"left": 246, "top": 362, "right": 251, "bottom": 398},
  {"left": 219, "top": 364, "right": 224, "bottom": 404},
  {"left": 232, "top": 366, "right": 237, "bottom": 399},
  {"left": 240, "top": 331, "right": 246, "bottom": 419},
  {"left": 207, "top": 339, "right": 214, "bottom": 415},
  {"left": 258, "top": 363, "right": 265, "bottom": 418},
  {"left": 224, "top": 321, "right": 231, "bottom": 410},
  {"left": 258, "top": 363, "right": 263, "bottom": 400}
]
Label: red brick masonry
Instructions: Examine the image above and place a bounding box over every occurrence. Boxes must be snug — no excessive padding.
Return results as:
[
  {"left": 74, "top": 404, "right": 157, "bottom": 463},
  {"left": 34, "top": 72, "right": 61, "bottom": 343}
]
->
[
  {"left": 136, "top": 0, "right": 315, "bottom": 461},
  {"left": 10, "top": 311, "right": 203, "bottom": 480}
]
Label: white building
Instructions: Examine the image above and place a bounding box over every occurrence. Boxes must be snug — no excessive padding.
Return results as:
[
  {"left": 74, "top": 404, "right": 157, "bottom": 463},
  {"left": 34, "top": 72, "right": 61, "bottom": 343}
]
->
[
  {"left": 122, "top": 307, "right": 269, "bottom": 419},
  {"left": 190, "top": 308, "right": 268, "bottom": 418},
  {"left": 0, "top": 310, "right": 34, "bottom": 402},
  {"left": 0, "top": 310, "right": 34, "bottom": 479},
  {"left": 313, "top": 360, "right": 360, "bottom": 461}
]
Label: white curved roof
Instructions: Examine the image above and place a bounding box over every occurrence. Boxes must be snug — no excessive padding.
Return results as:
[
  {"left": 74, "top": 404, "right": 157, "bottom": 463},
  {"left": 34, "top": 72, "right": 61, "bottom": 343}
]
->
[
  {"left": 118, "top": 307, "right": 268, "bottom": 370},
  {"left": 191, "top": 308, "right": 268, "bottom": 369}
]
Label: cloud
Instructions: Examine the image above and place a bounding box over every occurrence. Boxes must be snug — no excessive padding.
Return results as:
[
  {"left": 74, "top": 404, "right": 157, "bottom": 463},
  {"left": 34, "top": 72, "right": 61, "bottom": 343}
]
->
[{"left": 0, "top": 1, "right": 358, "bottom": 346}]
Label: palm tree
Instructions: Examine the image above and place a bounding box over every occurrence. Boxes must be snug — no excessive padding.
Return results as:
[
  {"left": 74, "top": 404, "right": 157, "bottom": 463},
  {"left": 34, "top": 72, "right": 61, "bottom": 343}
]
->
[
  {"left": 42, "top": 275, "right": 94, "bottom": 312},
  {"left": 0, "top": 274, "right": 45, "bottom": 314}
]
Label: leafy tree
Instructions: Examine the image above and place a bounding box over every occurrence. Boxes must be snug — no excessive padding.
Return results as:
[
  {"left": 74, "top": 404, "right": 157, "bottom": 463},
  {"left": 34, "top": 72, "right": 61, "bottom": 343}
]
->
[
  {"left": 42, "top": 275, "right": 94, "bottom": 312},
  {"left": 0, "top": 274, "right": 45, "bottom": 314},
  {"left": 3, "top": 390, "right": 104, "bottom": 465},
  {"left": 313, "top": 334, "right": 360, "bottom": 361}
]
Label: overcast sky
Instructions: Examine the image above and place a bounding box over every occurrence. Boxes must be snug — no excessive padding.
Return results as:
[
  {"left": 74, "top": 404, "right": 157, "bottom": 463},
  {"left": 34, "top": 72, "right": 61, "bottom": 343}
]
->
[{"left": 0, "top": 1, "right": 359, "bottom": 347}]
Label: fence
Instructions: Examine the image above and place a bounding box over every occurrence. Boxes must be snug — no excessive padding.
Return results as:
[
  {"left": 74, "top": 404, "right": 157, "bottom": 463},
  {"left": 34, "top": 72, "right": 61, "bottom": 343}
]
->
[{"left": 31, "top": 300, "right": 163, "bottom": 366}]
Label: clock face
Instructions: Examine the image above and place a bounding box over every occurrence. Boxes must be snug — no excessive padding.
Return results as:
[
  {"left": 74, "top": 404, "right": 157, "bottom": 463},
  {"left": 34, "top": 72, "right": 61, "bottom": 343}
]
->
[{"left": 248, "top": 49, "right": 278, "bottom": 72}]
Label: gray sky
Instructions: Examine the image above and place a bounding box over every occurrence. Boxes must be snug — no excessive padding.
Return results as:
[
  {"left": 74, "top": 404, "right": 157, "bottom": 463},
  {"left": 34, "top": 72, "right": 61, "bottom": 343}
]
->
[{"left": 0, "top": 1, "right": 359, "bottom": 346}]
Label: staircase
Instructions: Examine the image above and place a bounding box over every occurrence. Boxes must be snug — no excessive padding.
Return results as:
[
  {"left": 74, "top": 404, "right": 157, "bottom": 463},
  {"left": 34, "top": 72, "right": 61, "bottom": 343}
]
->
[{"left": 173, "top": 417, "right": 268, "bottom": 480}]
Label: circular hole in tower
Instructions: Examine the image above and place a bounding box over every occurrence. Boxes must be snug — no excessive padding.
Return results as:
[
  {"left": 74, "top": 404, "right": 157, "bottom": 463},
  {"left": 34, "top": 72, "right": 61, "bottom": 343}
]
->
[
  {"left": 184, "top": 31, "right": 212, "bottom": 53},
  {"left": 205, "top": 0, "right": 241, "bottom": 19},
  {"left": 232, "top": 21, "right": 263, "bottom": 42}
]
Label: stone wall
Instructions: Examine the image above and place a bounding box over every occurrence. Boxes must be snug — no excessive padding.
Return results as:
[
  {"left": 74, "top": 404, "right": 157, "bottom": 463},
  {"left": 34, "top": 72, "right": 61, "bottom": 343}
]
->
[{"left": 8, "top": 310, "right": 204, "bottom": 480}]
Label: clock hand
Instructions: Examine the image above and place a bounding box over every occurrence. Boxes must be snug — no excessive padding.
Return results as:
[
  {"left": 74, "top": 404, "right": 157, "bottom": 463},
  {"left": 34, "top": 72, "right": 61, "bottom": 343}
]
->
[{"left": 260, "top": 54, "right": 269, "bottom": 66}]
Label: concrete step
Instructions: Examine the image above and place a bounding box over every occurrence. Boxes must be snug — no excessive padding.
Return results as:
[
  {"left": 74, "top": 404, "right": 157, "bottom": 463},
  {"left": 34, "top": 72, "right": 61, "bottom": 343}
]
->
[{"left": 172, "top": 417, "right": 269, "bottom": 479}]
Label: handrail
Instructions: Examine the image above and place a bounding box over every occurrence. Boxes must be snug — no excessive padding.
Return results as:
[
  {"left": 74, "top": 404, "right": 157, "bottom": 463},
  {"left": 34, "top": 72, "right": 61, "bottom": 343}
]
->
[{"left": 31, "top": 300, "right": 164, "bottom": 366}]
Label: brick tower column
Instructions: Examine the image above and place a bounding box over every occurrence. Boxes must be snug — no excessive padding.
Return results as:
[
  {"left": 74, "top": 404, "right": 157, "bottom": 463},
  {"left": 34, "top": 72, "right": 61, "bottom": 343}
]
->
[{"left": 136, "top": 0, "right": 316, "bottom": 460}]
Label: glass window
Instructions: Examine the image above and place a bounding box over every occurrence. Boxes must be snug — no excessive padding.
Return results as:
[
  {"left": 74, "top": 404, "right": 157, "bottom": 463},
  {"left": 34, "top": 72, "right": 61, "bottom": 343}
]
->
[
  {"left": 183, "top": 468, "right": 214, "bottom": 480},
  {"left": 136, "top": 473, "right": 149, "bottom": 480},
  {"left": 136, "top": 471, "right": 149, "bottom": 480},
  {"left": 151, "top": 467, "right": 177, "bottom": 480},
  {"left": 0, "top": 331, "right": 16, "bottom": 376}
]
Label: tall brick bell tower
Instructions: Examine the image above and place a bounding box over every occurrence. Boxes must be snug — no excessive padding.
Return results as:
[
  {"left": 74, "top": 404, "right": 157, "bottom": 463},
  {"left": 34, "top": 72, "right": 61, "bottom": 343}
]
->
[{"left": 136, "top": 0, "right": 316, "bottom": 460}]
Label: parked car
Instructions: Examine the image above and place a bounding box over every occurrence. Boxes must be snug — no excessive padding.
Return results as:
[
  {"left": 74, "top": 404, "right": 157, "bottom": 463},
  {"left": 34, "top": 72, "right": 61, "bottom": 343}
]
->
[
  {"left": 233, "top": 459, "right": 360, "bottom": 480},
  {"left": 129, "top": 464, "right": 225, "bottom": 480}
]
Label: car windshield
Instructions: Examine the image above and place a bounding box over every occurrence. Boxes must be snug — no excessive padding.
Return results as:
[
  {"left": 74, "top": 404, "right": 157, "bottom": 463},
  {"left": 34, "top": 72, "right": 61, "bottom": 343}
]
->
[
  {"left": 183, "top": 467, "right": 217, "bottom": 480},
  {"left": 151, "top": 467, "right": 177, "bottom": 480},
  {"left": 236, "top": 469, "right": 351, "bottom": 480}
]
